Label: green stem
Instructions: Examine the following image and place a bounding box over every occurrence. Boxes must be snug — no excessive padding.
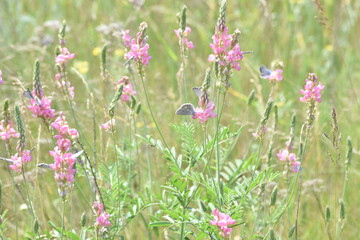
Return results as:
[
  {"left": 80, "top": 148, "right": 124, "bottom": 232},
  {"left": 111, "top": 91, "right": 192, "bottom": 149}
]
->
[
  {"left": 61, "top": 200, "right": 66, "bottom": 240},
  {"left": 295, "top": 134, "right": 309, "bottom": 240},
  {"left": 179, "top": 205, "right": 186, "bottom": 239},
  {"left": 138, "top": 65, "right": 171, "bottom": 154}
]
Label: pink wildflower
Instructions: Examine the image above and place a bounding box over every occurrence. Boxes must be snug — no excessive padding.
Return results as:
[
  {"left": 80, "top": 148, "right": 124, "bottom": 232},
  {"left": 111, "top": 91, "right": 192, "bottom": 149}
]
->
[
  {"left": 0, "top": 70, "right": 3, "bottom": 84},
  {"left": 252, "top": 125, "right": 267, "bottom": 139},
  {"left": 28, "top": 92, "right": 56, "bottom": 119},
  {"left": 49, "top": 112, "right": 78, "bottom": 197},
  {"left": 56, "top": 47, "right": 75, "bottom": 65},
  {"left": 268, "top": 69, "right": 283, "bottom": 81},
  {"left": 192, "top": 101, "right": 217, "bottom": 123},
  {"left": 125, "top": 39, "right": 151, "bottom": 65},
  {"left": 101, "top": 119, "right": 115, "bottom": 131},
  {"left": 174, "top": 26, "right": 194, "bottom": 49},
  {"left": 122, "top": 30, "right": 132, "bottom": 47},
  {"left": 93, "top": 202, "right": 111, "bottom": 227},
  {"left": 0, "top": 120, "right": 20, "bottom": 141},
  {"left": 9, "top": 150, "right": 32, "bottom": 173},
  {"left": 210, "top": 209, "right": 236, "bottom": 237},
  {"left": 300, "top": 74, "right": 325, "bottom": 103},
  {"left": 118, "top": 77, "right": 137, "bottom": 102},
  {"left": 208, "top": 27, "right": 244, "bottom": 71},
  {"left": 51, "top": 114, "right": 79, "bottom": 140},
  {"left": 276, "top": 149, "right": 299, "bottom": 172}
]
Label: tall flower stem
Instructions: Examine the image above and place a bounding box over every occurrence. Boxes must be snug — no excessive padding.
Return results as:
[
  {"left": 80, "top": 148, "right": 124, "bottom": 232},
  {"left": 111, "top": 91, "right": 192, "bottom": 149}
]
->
[
  {"left": 215, "top": 90, "right": 227, "bottom": 202},
  {"left": 61, "top": 199, "right": 66, "bottom": 240},
  {"left": 132, "top": 114, "right": 141, "bottom": 189},
  {"left": 295, "top": 130, "right": 309, "bottom": 240}
]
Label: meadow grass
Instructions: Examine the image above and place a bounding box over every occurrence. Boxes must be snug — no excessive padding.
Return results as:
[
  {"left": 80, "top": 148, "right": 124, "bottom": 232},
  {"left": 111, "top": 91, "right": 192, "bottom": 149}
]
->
[{"left": 0, "top": 0, "right": 359, "bottom": 239}]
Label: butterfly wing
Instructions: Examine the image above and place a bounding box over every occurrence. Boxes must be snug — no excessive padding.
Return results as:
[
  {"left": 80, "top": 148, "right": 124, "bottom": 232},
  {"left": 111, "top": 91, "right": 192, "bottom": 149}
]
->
[
  {"left": 23, "top": 88, "right": 34, "bottom": 99},
  {"left": 176, "top": 103, "right": 196, "bottom": 115},
  {"left": 259, "top": 66, "right": 272, "bottom": 79},
  {"left": 192, "top": 87, "right": 202, "bottom": 98}
]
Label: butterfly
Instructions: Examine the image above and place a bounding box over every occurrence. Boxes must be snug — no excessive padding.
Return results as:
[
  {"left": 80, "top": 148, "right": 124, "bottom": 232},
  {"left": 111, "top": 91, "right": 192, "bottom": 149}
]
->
[
  {"left": 192, "top": 86, "right": 202, "bottom": 98},
  {"left": 176, "top": 103, "right": 195, "bottom": 115},
  {"left": 259, "top": 66, "right": 273, "bottom": 79},
  {"left": 23, "top": 88, "right": 42, "bottom": 106}
]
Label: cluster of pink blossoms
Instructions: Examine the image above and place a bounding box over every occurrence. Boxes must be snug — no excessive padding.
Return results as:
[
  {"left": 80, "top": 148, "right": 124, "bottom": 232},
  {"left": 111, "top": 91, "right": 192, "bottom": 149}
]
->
[
  {"left": 193, "top": 101, "right": 217, "bottom": 123},
  {"left": 56, "top": 47, "right": 75, "bottom": 65},
  {"left": 210, "top": 209, "right": 236, "bottom": 237},
  {"left": 118, "top": 76, "right": 137, "bottom": 102},
  {"left": 276, "top": 149, "right": 300, "bottom": 172},
  {"left": 49, "top": 113, "right": 79, "bottom": 197},
  {"left": 208, "top": 27, "right": 244, "bottom": 71},
  {"left": 28, "top": 91, "right": 56, "bottom": 119},
  {"left": 0, "top": 120, "right": 20, "bottom": 141},
  {"left": 125, "top": 23, "right": 151, "bottom": 66},
  {"left": 93, "top": 202, "right": 111, "bottom": 228},
  {"left": 174, "top": 27, "right": 194, "bottom": 49},
  {"left": 300, "top": 73, "right": 325, "bottom": 103},
  {"left": 260, "top": 66, "right": 283, "bottom": 82},
  {"left": 9, "top": 150, "right": 32, "bottom": 172},
  {"left": 125, "top": 39, "right": 151, "bottom": 65},
  {"left": 55, "top": 73, "right": 75, "bottom": 99},
  {"left": 0, "top": 69, "right": 3, "bottom": 84}
]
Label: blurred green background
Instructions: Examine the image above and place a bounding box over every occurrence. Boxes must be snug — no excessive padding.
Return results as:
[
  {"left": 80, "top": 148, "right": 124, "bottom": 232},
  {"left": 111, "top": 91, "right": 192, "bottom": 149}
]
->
[{"left": 0, "top": 0, "right": 359, "bottom": 239}]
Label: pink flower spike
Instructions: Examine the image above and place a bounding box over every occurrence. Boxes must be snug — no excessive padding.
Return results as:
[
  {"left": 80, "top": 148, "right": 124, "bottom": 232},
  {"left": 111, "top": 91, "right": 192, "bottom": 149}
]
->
[
  {"left": 101, "top": 119, "right": 115, "bottom": 131},
  {"left": 56, "top": 47, "right": 75, "bottom": 65},
  {"left": 174, "top": 27, "right": 194, "bottom": 49},
  {"left": 210, "top": 208, "right": 236, "bottom": 237},
  {"left": 93, "top": 201, "right": 111, "bottom": 228},
  {"left": 0, "top": 70, "right": 3, "bottom": 84},
  {"left": 0, "top": 120, "right": 20, "bottom": 142},
  {"left": 192, "top": 101, "right": 217, "bottom": 123},
  {"left": 125, "top": 38, "right": 151, "bottom": 65},
  {"left": 300, "top": 74, "right": 324, "bottom": 103},
  {"left": 276, "top": 149, "right": 289, "bottom": 161}
]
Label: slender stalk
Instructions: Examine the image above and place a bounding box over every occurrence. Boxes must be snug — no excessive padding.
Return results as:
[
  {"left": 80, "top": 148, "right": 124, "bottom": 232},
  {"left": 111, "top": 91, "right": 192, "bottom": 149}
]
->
[
  {"left": 138, "top": 65, "right": 171, "bottom": 153},
  {"left": 295, "top": 135, "right": 309, "bottom": 240},
  {"left": 132, "top": 114, "right": 141, "bottom": 189},
  {"left": 61, "top": 199, "right": 66, "bottom": 240},
  {"left": 179, "top": 205, "right": 186, "bottom": 239},
  {"left": 128, "top": 112, "right": 133, "bottom": 192}
]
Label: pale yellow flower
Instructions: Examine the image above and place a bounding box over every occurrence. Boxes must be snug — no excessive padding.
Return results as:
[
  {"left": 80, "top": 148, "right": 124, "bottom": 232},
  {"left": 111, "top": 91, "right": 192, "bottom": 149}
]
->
[
  {"left": 92, "top": 47, "right": 101, "bottom": 56},
  {"left": 73, "top": 61, "right": 89, "bottom": 74}
]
